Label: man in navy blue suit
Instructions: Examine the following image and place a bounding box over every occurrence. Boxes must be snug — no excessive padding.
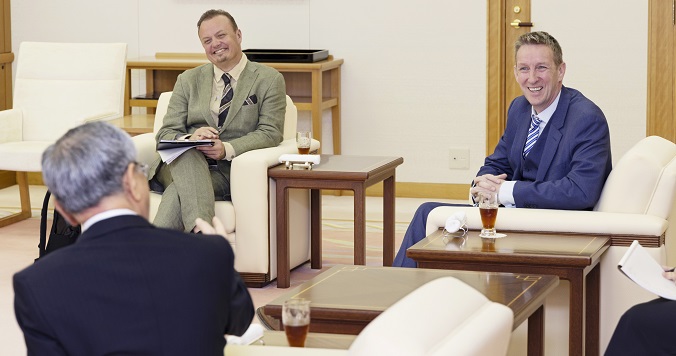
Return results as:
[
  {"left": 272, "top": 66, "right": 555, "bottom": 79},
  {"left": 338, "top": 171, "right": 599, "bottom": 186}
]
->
[
  {"left": 394, "top": 31, "right": 612, "bottom": 267},
  {"left": 13, "top": 122, "right": 254, "bottom": 355}
]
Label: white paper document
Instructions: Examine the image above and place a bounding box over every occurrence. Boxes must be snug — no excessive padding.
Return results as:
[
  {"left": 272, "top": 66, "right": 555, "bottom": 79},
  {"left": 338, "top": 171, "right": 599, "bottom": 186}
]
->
[
  {"left": 618, "top": 240, "right": 676, "bottom": 300},
  {"left": 157, "top": 140, "right": 214, "bottom": 164}
]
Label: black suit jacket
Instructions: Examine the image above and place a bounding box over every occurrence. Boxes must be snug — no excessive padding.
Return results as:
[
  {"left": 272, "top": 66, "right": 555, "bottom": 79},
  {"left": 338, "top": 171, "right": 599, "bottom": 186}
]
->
[{"left": 13, "top": 214, "right": 254, "bottom": 356}]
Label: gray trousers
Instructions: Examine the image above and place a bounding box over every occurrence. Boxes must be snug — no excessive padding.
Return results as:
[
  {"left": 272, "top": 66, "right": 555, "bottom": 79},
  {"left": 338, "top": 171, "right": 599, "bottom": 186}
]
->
[{"left": 151, "top": 149, "right": 231, "bottom": 232}]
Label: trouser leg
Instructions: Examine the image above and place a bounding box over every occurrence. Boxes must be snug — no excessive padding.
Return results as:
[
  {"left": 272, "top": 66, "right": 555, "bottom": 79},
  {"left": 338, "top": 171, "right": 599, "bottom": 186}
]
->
[
  {"left": 392, "top": 202, "right": 468, "bottom": 268},
  {"left": 153, "top": 149, "right": 215, "bottom": 233}
]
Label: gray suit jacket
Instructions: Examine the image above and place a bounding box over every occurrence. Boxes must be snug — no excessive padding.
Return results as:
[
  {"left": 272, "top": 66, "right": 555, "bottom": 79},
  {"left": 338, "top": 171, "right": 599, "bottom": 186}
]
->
[{"left": 150, "top": 60, "right": 286, "bottom": 178}]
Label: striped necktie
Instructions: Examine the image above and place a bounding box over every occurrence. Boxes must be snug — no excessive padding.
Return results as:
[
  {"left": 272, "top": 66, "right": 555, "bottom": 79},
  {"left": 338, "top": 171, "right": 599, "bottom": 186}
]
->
[
  {"left": 523, "top": 114, "right": 542, "bottom": 158},
  {"left": 218, "top": 73, "right": 233, "bottom": 127}
]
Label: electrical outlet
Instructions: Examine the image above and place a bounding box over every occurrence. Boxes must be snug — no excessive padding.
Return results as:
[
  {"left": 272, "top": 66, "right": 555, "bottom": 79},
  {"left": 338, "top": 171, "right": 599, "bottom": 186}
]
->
[{"left": 448, "top": 148, "right": 470, "bottom": 169}]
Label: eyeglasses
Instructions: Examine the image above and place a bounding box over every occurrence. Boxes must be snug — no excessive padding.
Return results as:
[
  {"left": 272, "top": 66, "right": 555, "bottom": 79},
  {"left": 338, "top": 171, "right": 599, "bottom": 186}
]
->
[{"left": 133, "top": 161, "right": 149, "bottom": 178}]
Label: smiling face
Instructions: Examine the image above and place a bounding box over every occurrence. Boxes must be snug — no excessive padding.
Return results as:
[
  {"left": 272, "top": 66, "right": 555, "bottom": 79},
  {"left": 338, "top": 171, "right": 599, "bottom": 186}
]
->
[
  {"left": 514, "top": 44, "right": 566, "bottom": 114},
  {"left": 198, "top": 14, "right": 242, "bottom": 72}
]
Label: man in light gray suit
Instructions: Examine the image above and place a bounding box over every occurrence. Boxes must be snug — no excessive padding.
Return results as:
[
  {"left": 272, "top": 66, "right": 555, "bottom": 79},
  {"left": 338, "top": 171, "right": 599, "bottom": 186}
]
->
[{"left": 149, "top": 9, "right": 286, "bottom": 233}]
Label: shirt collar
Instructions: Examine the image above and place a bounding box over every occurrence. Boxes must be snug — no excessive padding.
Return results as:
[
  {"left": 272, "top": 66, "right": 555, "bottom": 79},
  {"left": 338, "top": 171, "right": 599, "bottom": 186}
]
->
[
  {"left": 213, "top": 53, "right": 248, "bottom": 84},
  {"left": 82, "top": 209, "right": 138, "bottom": 232},
  {"left": 531, "top": 89, "right": 562, "bottom": 128}
]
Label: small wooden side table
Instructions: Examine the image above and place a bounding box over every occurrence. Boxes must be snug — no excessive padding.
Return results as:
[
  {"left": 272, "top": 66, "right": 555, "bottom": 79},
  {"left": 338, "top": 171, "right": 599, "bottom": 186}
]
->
[
  {"left": 408, "top": 230, "right": 610, "bottom": 356},
  {"left": 109, "top": 114, "right": 154, "bottom": 136},
  {"left": 268, "top": 155, "right": 403, "bottom": 288}
]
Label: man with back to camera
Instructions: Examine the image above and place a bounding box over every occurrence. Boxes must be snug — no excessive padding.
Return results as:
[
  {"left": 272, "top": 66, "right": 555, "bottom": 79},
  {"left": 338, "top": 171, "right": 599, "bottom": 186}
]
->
[
  {"left": 148, "top": 9, "right": 286, "bottom": 233},
  {"left": 394, "top": 31, "right": 612, "bottom": 267},
  {"left": 13, "top": 122, "right": 254, "bottom": 355}
]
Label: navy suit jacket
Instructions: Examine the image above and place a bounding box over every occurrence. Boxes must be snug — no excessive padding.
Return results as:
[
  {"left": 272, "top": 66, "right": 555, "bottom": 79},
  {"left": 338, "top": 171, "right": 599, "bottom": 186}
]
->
[
  {"left": 14, "top": 215, "right": 254, "bottom": 356},
  {"left": 477, "top": 86, "right": 612, "bottom": 210}
]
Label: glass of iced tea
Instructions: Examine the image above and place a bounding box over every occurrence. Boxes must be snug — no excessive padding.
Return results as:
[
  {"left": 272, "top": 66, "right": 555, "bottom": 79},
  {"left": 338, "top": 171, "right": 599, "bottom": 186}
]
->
[
  {"left": 478, "top": 192, "right": 499, "bottom": 238},
  {"left": 296, "top": 131, "right": 312, "bottom": 154},
  {"left": 282, "top": 298, "right": 310, "bottom": 347}
]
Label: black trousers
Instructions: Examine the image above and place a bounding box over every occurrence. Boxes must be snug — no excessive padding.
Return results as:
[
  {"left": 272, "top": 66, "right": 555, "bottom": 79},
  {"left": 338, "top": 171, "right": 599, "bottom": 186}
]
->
[{"left": 605, "top": 298, "right": 676, "bottom": 355}]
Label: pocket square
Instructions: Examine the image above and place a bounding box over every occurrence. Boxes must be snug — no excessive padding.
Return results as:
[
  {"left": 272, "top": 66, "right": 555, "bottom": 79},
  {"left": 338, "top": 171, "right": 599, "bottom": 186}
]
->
[{"left": 243, "top": 94, "right": 258, "bottom": 105}]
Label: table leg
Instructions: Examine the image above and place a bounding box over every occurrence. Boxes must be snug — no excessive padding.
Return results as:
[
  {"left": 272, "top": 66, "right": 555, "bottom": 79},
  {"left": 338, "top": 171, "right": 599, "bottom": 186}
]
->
[
  {"left": 276, "top": 182, "right": 291, "bottom": 288},
  {"left": 311, "top": 189, "right": 322, "bottom": 269},
  {"left": 124, "top": 68, "right": 131, "bottom": 115},
  {"left": 586, "top": 264, "right": 601, "bottom": 356},
  {"left": 568, "top": 272, "right": 585, "bottom": 355},
  {"left": 527, "top": 305, "right": 545, "bottom": 356},
  {"left": 382, "top": 174, "right": 395, "bottom": 266},
  {"left": 353, "top": 186, "right": 366, "bottom": 265},
  {"left": 310, "top": 70, "right": 322, "bottom": 153}
]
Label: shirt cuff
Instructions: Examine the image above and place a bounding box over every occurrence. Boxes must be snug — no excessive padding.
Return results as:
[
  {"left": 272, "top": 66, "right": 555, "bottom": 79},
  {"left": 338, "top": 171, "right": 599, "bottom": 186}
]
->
[
  {"left": 499, "top": 180, "right": 516, "bottom": 207},
  {"left": 223, "top": 142, "right": 236, "bottom": 161}
]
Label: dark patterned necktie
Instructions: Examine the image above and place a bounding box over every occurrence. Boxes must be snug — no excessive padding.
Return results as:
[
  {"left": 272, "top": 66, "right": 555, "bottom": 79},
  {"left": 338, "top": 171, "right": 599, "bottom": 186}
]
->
[
  {"left": 523, "top": 114, "right": 542, "bottom": 158},
  {"left": 218, "top": 73, "right": 233, "bottom": 127}
]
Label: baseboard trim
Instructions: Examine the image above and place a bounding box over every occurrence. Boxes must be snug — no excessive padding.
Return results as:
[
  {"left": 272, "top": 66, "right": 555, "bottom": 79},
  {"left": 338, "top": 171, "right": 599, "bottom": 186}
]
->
[
  {"left": 1, "top": 170, "right": 469, "bottom": 200},
  {"left": 324, "top": 182, "right": 470, "bottom": 200}
]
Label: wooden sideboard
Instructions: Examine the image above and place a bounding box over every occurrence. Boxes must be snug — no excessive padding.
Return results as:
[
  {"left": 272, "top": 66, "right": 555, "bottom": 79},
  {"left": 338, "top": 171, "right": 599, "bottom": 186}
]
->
[{"left": 125, "top": 53, "right": 343, "bottom": 154}]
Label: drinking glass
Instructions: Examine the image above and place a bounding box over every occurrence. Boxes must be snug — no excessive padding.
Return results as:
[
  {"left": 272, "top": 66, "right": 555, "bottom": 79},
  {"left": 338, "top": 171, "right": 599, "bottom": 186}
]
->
[
  {"left": 478, "top": 192, "right": 499, "bottom": 238},
  {"left": 282, "top": 298, "right": 311, "bottom": 347},
  {"left": 296, "top": 131, "right": 312, "bottom": 154}
]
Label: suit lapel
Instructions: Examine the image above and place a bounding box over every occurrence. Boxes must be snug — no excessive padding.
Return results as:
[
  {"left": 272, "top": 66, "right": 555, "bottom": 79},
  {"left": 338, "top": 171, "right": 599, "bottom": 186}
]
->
[
  {"left": 197, "top": 65, "right": 218, "bottom": 128},
  {"left": 220, "top": 62, "right": 259, "bottom": 133},
  {"left": 536, "top": 86, "right": 569, "bottom": 181}
]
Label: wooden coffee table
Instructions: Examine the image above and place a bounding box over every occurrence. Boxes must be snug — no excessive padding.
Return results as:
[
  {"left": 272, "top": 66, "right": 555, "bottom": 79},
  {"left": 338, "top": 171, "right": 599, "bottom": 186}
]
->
[
  {"left": 269, "top": 155, "right": 403, "bottom": 288},
  {"left": 261, "top": 265, "right": 559, "bottom": 355},
  {"left": 407, "top": 230, "right": 610, "bottom": 356}
]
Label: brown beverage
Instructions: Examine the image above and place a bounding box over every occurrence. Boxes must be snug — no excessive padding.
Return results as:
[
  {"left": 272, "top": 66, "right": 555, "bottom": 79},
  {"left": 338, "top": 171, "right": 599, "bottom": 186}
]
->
[
  {"left": 297, "top": 146, "right": 310, "bottom": 154},
  {"left": 479, "top": 207, "right": 498, "bottom": 229},
  {"left": 285, "top": 323, "right": 310, "bottom": 347}
]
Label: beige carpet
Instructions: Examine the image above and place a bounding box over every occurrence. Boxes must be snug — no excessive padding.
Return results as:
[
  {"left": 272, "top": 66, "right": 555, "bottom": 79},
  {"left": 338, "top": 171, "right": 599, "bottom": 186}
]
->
[{"left": 0, "top": 185, "right": 434, "bottom": 355}]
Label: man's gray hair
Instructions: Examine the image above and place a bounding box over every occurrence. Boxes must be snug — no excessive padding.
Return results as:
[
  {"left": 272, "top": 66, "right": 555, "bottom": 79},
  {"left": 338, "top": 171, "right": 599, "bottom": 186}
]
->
[
  {"left": 41, "top": 122, "right": 136, "bottom": 214},
  {"left": 514, "top": 31, "right": 563, "bottom": 67}
]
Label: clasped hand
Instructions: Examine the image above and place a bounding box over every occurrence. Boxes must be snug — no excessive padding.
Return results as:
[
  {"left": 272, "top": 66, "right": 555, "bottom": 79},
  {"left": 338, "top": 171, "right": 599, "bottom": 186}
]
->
[
  {"left": 470, "top": 173, "right": 507, "bottom": 199},
  {"left": 190, "top": 127, "right": 225, "bottom": 160}
]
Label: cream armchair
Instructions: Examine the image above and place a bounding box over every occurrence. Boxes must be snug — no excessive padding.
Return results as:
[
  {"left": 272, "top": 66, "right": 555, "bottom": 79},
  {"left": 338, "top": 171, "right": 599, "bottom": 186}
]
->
[
  {"left": 132, "top": 92, "right": 319, "bottom": 286},
  {"left": 225, "top": 277, "right": 514, "bottom": 356},
  {"left": 425, "top": 135, "right": 676, "bottom": 355},
  {"left": 0, "top": 42, "right": 127, "bottom": 227}
]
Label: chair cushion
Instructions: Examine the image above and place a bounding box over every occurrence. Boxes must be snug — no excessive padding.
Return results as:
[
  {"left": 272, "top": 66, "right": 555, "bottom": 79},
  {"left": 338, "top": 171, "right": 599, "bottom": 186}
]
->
[{"left": 0, "top": 141, "right": 53, "bottom": 172}]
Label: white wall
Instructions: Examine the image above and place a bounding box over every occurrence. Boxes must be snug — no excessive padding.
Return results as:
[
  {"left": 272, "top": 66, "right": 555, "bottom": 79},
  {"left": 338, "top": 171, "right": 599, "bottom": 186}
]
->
[{"left": 10, "top": 0, "right": 647, "bottom": 186}]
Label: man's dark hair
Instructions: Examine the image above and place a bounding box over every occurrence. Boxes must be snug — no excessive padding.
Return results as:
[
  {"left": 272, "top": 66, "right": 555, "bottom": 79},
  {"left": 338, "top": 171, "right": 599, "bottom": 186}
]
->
[
  {"left": 197, "top": 9, "right": 238, "bottom": 31},
  {"left": 514, "top": 31, "right": 563, "bottom": 67}
]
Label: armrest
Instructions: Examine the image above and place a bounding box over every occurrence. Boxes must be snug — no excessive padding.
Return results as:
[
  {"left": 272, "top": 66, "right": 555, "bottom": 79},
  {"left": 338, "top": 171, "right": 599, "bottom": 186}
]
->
[
  {"left": 426, "top": 206, "right": 668, "bottom": 238},
  {"left": 0, "top": 109, "right": 23, "bottom": 143},
  {"left": 131, "top": 133, "right": 157, "bottom": 166},
  {"left": 84, "top": 111, "right": 121, "bottom": 122}
]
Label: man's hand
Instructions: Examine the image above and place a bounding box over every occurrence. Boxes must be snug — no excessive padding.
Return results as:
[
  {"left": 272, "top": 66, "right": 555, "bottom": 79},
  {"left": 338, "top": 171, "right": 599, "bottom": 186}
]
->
[
  {"left": 197, "top": 138, "right": 226, "bottom": 160},
  {"left": 194, "top": 217, "right": 227, "bottom": 238},
  {"left": 662, "top": 266, "right": 676, "bottom": 284},
  {"left": 190, "top": 127, "right": 219, "bottom": 140},
  {"left": 471, "top": 173, "right": 507, "bottom": 198}
]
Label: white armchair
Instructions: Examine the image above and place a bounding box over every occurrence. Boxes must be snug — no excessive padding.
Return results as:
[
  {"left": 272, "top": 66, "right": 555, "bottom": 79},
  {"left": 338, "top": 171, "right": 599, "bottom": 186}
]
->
[
  {"left": 132, "top": 92, "right": 319, "bottom": 286},
  {"left": 225, "top": 277, "right": 514, "bottom": 356},
  {"left": 425, "top": 135, "right": 676, "bottom": 354},
  {"left": 0, "top": 42, "right": 127, "bottom": 227}
]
